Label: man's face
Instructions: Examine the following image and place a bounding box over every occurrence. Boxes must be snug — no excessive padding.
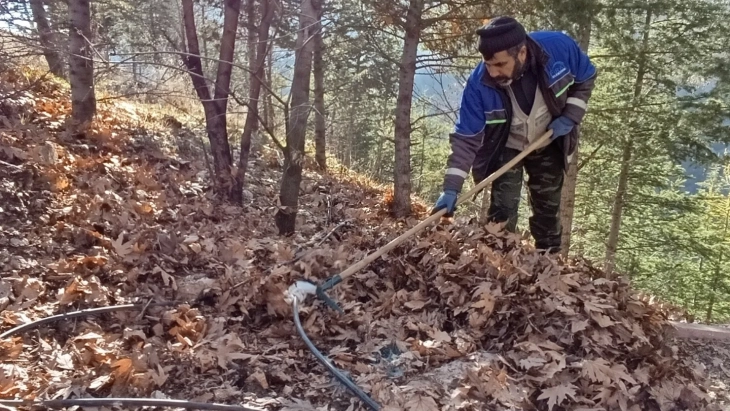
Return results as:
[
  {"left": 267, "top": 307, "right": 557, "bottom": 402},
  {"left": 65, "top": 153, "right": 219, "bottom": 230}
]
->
[{"left": 484, "top": 46, "right": 527, "bottom": 87}]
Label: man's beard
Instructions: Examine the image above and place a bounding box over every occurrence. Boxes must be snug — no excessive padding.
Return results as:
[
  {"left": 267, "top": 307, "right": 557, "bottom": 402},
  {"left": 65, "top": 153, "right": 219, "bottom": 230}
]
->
[{"left": 495, "top": 58, "right": 526, "bottom": 88}]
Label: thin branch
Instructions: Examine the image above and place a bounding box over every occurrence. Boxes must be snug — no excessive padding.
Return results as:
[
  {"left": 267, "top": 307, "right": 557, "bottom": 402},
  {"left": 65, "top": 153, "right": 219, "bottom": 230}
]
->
[
  {"left": 577, "top": 143, "right": 605, "bottom": 171},
  {"left": 113, "top": 51, "right": 290, "bottom": 109},
  {"left": 230, "top": 93, "right": 285, "bottom": 151}
]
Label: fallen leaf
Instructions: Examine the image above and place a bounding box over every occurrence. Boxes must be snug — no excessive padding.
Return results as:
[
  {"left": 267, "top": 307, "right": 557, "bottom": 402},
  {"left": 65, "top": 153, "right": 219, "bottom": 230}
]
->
[
  {"left": 519, "top": 355, "right": 547, "bottom": 370},
  {"left": 432, "top": 330, "right": 451, "bottom": 343},
  {"left": 571, "top": 319, "right": 590, "bottom": 333},
  {"left": 405, "top": 394, "right": 439, "bottom": 411},
  {"left": 537, "top": 384, "right": 577, "bottom": 411},
  {"left": 112, "top": 233, "right": 134, "bottom": 257},
  {"left": 404, "top": 300, "right": 427, "bottom": 310},
  {"left": 581, "top": 358, "right": 612, "bottom": 384},
  {"left": 248, "top": 369, "right": 268, "bottom": 389}
]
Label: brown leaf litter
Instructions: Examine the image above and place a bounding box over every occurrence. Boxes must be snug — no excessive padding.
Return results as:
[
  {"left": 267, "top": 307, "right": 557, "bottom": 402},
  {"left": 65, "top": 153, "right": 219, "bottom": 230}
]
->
[{"left": 0, "top": 67, "right": 728, "bottom": 411}]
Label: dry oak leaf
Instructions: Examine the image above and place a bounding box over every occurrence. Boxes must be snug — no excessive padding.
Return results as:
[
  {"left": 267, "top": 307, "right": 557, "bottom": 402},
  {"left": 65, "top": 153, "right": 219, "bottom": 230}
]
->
[
  {"left": 537, "top": 383, "right": 577, "bottom": 411},
  {"left": 404, "top": 394, "right": 439, "bottom": 411}
]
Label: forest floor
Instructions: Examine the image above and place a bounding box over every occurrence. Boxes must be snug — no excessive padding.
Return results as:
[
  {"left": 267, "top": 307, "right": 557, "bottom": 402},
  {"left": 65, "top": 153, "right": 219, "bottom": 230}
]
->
[{"left": 1, "top": 67, "right": 730, "bottom": 411}]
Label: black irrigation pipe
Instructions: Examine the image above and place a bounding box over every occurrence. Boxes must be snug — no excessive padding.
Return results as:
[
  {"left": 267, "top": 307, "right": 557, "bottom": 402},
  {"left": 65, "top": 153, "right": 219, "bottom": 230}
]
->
[
  {"left": 0, "top": 398, "right": 258, "bottom": 411},
  {"left": 0, "top": 303, "right": 174, "bottom": 339},
  {"left": 291, "top": 296, "right": 381, "bottom": 411}
]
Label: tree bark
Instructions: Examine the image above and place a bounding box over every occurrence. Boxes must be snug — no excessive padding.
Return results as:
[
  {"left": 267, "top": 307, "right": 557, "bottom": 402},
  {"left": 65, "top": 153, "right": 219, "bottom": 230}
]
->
[
  {"left": 479, "top": 186, "right": 491, "bottom": 224},
  {"left": 343, "top": 57, "right": 362, "bottom": 168},
  {"left": 603, "top": 140, "right": 633, "bottom": 274},
  {"left": 313, "top": 12, "right": 327, "bottom": 171},
  {"left": 264, "top": 45, "right": 274, "bottom": 130},
  {"left": 29, "top": 0, "right": 66, "bottom": 79},
  {"left": 274, "top": 0, "right": 319, "bottom": 235},
  {"left": 180, "top": 0, "right": 239, "bottom": 201},
  {"left": 706, "top": 195, "right": 730, "bottom": 322},
  {"left": 68, "top": 0, "right": 95, "bottom": 126},
  {"left": 604, "top": 9, "right": 652, "bottom": 276},
  {"left": 392, "top": 0, "right": 423, "bottom": 217},
  {"left": 559, "top": 18, "right": 592, "bottom": 258},
  {"left": 213, "top": 0, "right": 241, "bottom": 116},
  {"left": 237, "top": 0, "right": 276, "bottom": 193}
]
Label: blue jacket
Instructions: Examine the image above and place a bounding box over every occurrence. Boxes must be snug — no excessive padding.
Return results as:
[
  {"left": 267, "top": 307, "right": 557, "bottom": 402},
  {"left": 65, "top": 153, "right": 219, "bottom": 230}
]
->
[{"left": 442, "top": 31, "right": 597, "bottom": 192}]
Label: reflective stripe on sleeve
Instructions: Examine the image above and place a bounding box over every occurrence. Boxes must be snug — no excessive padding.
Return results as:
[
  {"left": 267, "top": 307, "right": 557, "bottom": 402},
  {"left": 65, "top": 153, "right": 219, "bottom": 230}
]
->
[
  {"left": 445, "top": 168, "right": 468, "bottom": 179},
  {"left": 567, "top": 97, "right": 587, "bottom": 110}
]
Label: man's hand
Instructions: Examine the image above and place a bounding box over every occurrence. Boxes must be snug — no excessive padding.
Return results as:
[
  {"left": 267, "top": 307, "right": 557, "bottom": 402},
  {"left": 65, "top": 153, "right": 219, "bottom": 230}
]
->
[
  {"left": 431, "top": 190, "right": 458, "bottom": 217},
  {"left": 548, "top": 116, "right": 575, "bottom": 139}
]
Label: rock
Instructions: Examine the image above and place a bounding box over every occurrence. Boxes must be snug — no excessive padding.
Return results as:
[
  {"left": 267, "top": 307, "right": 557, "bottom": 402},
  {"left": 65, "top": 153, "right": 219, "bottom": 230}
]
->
[
  {"left": 38, "top": 141, "right": 58, "bottom": 165},
  {"left": 176, "top": 275, "right": 219, "bottom": 302}
]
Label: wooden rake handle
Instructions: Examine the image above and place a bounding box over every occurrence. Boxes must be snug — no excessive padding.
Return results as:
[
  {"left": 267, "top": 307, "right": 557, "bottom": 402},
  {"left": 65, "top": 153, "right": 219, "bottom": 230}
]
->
[{"left": 335, "top": 129, "right": 554, "bottom": 283}]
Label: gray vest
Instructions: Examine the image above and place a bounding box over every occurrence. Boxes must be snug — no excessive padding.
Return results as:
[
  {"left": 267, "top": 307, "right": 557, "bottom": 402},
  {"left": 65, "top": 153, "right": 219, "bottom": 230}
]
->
[{"left": 504, "top": 84, "right": 552, "bottom": 151}]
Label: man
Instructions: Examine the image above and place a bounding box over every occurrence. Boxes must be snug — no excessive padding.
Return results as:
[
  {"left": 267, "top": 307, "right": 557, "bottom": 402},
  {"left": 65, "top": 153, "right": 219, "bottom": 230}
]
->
[{"left": 431, "top": 16, "right": 597, "bottom": 253}]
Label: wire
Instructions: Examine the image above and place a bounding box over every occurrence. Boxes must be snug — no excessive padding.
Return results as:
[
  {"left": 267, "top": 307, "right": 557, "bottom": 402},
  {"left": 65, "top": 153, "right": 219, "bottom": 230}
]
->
[
  {"left": 0, "top": 398, "right": 257, "bottom": 411},
  {"left": 291, "top": 297, "right": 381, "bottom": 411},
  {"left": 0, "top": 303, "right": 174, "bottom": 339}
]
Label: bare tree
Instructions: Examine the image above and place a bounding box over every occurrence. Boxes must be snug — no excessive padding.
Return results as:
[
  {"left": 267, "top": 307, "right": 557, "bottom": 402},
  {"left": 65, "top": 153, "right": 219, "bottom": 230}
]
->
[
  {"left": 274, "top": 0, "right": 320, "bottom": 235},
  {"left": 313, "top": 5, "right": 327, "bottom": 171},
  {"left": 29, "top": 0, "right": 66, "bottom": 79},
  {"left": 236, "top": 0, "right": 277, "bottom": 191},
  {"left": 179, "top": 0, "right": 240, "bottom": 201},
  {"left": 68, "top": 0, "right": 95, "bottom": 125}
]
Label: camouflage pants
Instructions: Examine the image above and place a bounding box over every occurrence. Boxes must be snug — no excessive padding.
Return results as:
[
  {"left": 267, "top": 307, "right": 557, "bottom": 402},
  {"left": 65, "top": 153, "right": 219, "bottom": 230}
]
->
[{"left": 487, "top": 142, "right": 564, "bottom": 252}]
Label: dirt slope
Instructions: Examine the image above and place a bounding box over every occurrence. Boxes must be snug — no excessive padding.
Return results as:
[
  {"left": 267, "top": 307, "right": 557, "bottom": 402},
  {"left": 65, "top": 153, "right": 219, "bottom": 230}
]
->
[{"left": 0, "top": 68, "right": 727, "bottom": 411}]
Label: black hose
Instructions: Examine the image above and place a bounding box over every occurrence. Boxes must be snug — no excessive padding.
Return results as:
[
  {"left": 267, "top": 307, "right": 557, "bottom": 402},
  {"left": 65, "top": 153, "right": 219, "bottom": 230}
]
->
[
  {"left": 0, "top": 397, "right": 257, "bottom": 411},
  {"left": 292, "top": 296, "right": 381, "bottom": 411},
  {"left": 0, "top": 302, "right": 173, "bottom": 339}
]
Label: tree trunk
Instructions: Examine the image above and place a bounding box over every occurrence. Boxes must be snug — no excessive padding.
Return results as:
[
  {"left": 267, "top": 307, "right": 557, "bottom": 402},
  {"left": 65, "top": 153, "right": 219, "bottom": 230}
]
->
[
  {"left": 604, "top": 9, "right": 652, "bottom": 276},
  {"left": 343, "top": 57, "right": 362, "bottom": 169},
  {"left": 274, "top": 0, "right": 319, "bottom": 235},
  {"left": 480, "top": 189, "right": 491, "bottom": 224},
  {"left": 706, "top": 195, "right": 730, "bottom": 322},
  {"left": 313, "top": 13, "right": 327, "bottom": 171},
  {"left": 237, "top": 0, "right": 276, "bottom": 193},
  {"left": 29, "top": 0, "right": 66, "bottom": 79},
  {"left": 264, "top": 45, "right": 274, "bottom": 130},
  {"left": 559, "top": 18, "right": 592, "bottom": 258},
  {"left": 392, "top": 0, "right": 423, "bottom": 217},
  {"left": 603, "top": 141, "right": 633, "bottom": 274},
  {"left": 213, "top": 0, "right": 241, "bottom": 116},
  {"left": 68, "top": 0, "right": 95, "bottom": 126},
  {"left": 372, "top": 116, "right": 386, "bottom": 177},
  {"left": 180, "top": 0, "right": 238, "bottom": 201},
  {"left": 416, "top": 126, "right": 425, "bottom": 194}
]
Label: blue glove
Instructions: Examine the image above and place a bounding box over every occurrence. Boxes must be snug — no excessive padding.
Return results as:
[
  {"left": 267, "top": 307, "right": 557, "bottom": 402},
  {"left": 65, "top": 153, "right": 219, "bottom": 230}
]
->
[
  {"left": 431, "top": 189, "right": 458, "bottom": 217},
  {"left": 548, "top": 116, "right": 575, "bottom": 139}
]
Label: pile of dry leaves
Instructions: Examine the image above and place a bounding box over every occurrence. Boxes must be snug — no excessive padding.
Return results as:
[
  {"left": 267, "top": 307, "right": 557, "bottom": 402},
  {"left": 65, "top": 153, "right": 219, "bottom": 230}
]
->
[{"left": 0, "top": 66, "right": 726, "bottom": 411}]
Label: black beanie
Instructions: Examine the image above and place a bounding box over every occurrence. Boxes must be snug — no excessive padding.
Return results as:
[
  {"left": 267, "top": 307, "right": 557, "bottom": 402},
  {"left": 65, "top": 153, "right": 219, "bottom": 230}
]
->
[{"left": 476, "top": 16, "right": 527, "bottom": 58}]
